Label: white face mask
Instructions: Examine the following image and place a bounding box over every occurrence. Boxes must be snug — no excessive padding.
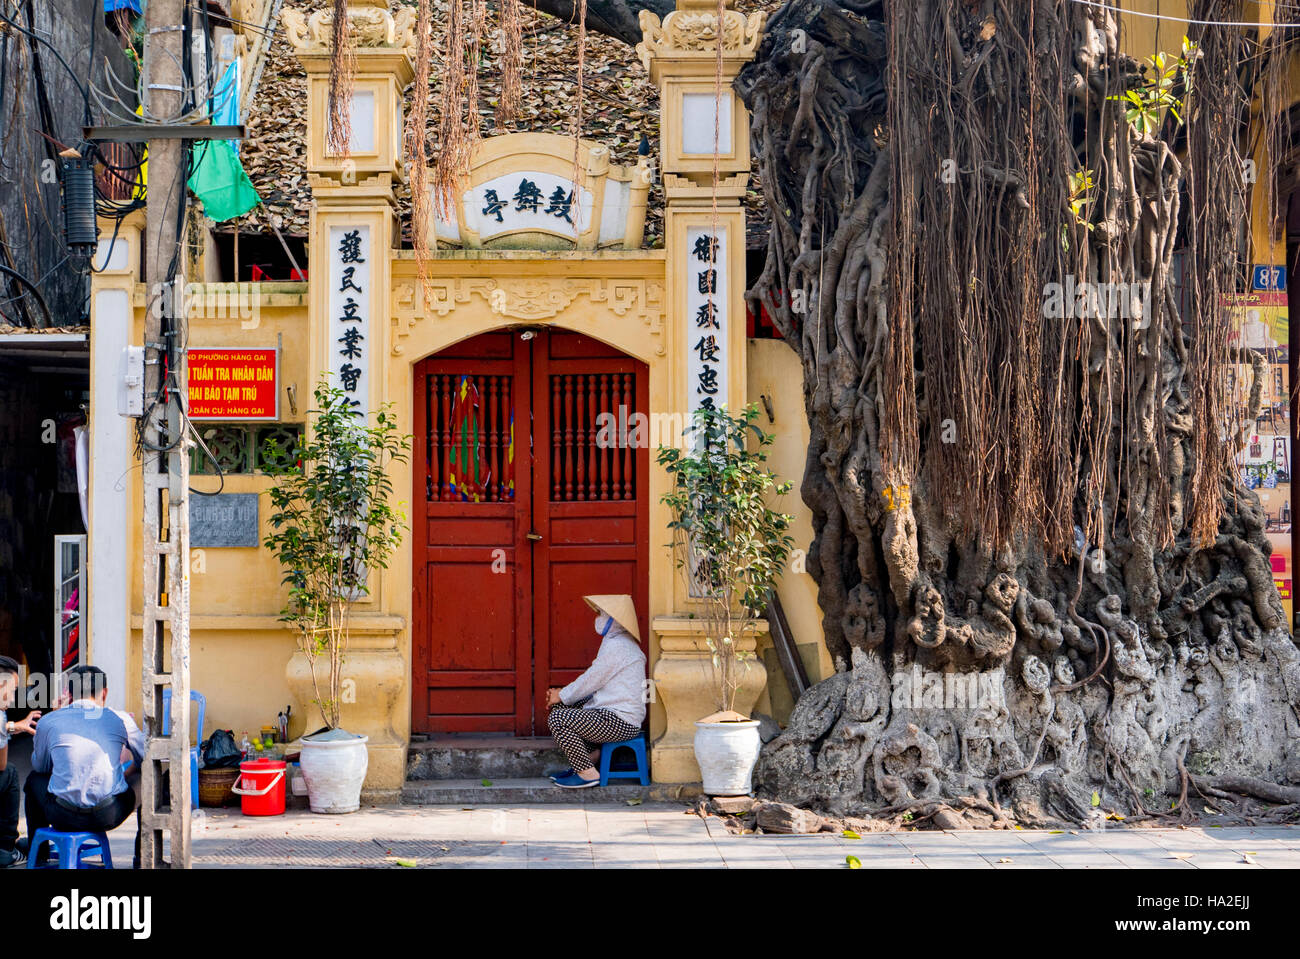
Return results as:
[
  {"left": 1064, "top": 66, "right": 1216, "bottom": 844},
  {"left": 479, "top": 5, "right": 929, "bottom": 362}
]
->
[{"left": 594, "top": 613, "right": 612, "bottom": 636}]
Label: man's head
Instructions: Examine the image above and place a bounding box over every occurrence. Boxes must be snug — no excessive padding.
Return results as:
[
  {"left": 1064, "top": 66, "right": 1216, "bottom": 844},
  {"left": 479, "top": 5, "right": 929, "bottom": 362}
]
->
[
  {"left": 0, "top": 656, "right": 19, "bottom": 710},
  {"left": 63, "top": 665, "right": 108, "bottom": 706}
]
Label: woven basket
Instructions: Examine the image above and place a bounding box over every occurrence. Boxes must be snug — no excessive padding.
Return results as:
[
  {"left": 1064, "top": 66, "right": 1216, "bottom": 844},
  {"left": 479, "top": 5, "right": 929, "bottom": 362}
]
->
[{"left": 199, "top": 767, "right": 241, "bottom": 808}]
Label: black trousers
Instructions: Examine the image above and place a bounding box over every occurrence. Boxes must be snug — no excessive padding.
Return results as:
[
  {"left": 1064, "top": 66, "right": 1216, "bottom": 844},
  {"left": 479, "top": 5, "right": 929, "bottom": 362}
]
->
[
  {"left": 548, "top": 699, "right": 641, "bottom": 773},
  {"left": 23, "top": 771, "right": 140, "bottom": 865},
  {"left": 0, "top": 765, "right": 18, "bottom": 852}
]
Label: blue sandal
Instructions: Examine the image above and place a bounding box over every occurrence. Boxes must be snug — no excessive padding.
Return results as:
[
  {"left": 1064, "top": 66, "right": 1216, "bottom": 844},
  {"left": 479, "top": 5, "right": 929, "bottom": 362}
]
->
[{"left": 554, "top": 772, "right": 600, "bottom": 788}]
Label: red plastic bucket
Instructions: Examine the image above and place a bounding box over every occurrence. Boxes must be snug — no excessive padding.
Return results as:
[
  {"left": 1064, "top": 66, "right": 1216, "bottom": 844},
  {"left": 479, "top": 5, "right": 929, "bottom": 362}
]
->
[{"left": 232, "top": 759, "right": 286, "bottom": 816}]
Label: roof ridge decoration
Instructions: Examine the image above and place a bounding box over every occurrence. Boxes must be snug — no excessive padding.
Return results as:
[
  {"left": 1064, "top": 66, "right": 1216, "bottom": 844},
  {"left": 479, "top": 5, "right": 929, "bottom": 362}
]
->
[
  {"left": 281, "top": 1, "right": 418, "bottom": 55},
  {"left": 635, "top": 0, "right": 766, "bottom": 71}
]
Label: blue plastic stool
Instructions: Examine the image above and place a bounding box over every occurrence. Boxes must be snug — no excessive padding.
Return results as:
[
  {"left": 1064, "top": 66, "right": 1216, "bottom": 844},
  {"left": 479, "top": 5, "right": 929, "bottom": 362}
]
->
[
  {"left": 598, "top": 735, "right": 649, "bottom": 786},
  {"left": 161, "top": 687, "right": 206, "bottom": 809},
  {"left": 27, "top": 829, "right": 114, "bottom": 870}
]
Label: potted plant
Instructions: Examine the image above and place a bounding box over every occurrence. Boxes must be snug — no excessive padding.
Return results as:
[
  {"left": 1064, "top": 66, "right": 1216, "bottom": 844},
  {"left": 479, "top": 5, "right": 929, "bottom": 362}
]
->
[
  {"left": 657, "top": 404, "right": 794, "bottom": 795},
  {"left": 263, "top": 380, "right": 410, "bottom": 813}
]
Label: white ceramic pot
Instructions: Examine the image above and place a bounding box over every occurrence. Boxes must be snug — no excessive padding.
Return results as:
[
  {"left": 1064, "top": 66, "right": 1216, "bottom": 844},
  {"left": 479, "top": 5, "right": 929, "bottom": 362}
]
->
[
  {"left": 299, "top": 732, "right": 369, "bottom": 814},
  {"left": 694, "top": 720, "right": 762, "bottom": 796}
]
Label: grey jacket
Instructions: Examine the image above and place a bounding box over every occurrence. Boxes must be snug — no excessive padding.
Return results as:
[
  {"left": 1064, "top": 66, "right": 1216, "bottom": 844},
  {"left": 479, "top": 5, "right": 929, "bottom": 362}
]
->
[{"left": 560, "top": 627, "right": 647, "bottom": 726}]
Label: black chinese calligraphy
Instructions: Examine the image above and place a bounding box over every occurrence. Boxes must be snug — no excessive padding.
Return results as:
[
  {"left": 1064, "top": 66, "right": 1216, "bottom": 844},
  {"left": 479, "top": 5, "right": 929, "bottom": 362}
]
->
[
  {"left": 339, "top": 267, "right": 362, "bottom": 293},
  {"left": 692, "top": 234, "right": 719, "bottom": 263},
  {"left": 694, "top": 335, "right": 721, "bottom": 364},
  {"left": 482, "top": 189, "right": 508, "bottom": 223},
  {"left": 695, "top": 302, "right": 720, "bottom": 329},
  {"left": 338, "top": 326, "right": 364, "bottom": 359},
  {"left": 513, "top": 179, "right": 544, "bottom": 214},
  {"left": 339, "top": 297, "right": 362, "bottom": 323},
  {"left": 339, "top": 230, "right": 366, "bottom": 264},
  {"left": 545, "top": 187, "right": 574, "bottom": 224}
]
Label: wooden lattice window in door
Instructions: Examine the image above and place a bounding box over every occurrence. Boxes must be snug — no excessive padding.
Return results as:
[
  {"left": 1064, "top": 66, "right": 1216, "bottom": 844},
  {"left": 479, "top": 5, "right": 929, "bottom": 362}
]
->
[
  {"left": 426, "top": 372, "right": 515, "bottom": 503},
  {"left": 549, "top": 372, "right": 637, "bottom": 502}
]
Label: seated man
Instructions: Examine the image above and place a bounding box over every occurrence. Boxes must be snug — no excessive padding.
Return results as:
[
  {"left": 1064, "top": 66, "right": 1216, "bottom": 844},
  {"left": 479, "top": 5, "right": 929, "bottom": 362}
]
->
[
  {"left": 546, "top": 595, "right": 646, "bottom": 789},
  {"left": 23, "top": 665, "right": 143, "bottom": 867},
  {"left": 0, "top": 656, "right": 40, "bottom": 867}
]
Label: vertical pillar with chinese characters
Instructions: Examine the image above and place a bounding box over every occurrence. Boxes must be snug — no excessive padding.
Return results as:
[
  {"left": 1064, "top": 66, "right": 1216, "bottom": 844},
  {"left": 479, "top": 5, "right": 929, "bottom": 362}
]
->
[
  {"left": 283, "top": 0, "right": 416, "bottom": 792},
  {"left": 637, "top": 0, "right": 768, "bottom": 781},
  {"left": 637, "top": 0, "right": 763, "bottom": 426},
  {"left": 284, "top": 0, "right": 414, "bottom": 417}
]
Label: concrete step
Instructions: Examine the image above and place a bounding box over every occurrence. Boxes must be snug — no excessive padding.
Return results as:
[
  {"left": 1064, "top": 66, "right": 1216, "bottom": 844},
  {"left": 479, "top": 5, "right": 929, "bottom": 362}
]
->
[
  {"left": 406, "top": 736, "right": 568, "bottom": 781},
  {"left": 400, "top": 778, "right": 703, "bottom": 805}
]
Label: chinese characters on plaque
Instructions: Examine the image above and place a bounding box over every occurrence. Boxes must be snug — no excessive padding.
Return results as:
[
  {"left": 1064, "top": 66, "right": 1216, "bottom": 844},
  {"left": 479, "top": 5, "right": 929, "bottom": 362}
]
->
[
  {"left": 684, "top": 225, "right": 729, "bottom": 597},
  {"left": 686, "top": 225, "right": 727, "bottom": 424},
  {"left": 438, "top": 172, "right": 594, "bottom": 244},
  {"left": 329, "top": 225, "right": 371, "bottom": 414}
]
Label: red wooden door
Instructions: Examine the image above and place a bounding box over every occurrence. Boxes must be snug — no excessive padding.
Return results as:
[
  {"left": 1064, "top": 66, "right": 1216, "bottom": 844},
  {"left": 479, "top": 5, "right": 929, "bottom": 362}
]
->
[
  {"left": 531, "top": 332, "right": 650, "bottom": 733},
  {"left": 413, "top": 329, "right": 648, "bottom": 735}
]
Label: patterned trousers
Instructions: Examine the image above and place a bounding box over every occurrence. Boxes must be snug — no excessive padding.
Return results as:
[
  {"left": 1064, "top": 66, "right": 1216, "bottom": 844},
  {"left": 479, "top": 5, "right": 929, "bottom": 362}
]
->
[{"left": 548, "top": 699, "right": 640, "bottom": 773}]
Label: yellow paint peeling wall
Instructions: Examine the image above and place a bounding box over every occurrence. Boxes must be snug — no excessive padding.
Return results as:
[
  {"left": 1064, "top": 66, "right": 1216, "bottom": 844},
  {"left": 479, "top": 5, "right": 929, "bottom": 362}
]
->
[
  {"left": 124, "top": 285, "right": 314, "bottom": 741},
  {"left": 745, "top": 338, "right": 829, "bottom": 724}
]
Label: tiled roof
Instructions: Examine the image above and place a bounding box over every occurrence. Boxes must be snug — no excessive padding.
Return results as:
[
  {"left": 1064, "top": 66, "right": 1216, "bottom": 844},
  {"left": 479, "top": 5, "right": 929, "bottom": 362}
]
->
[{"left": 230, "top": 0, "right": 774, "bottom": 249}]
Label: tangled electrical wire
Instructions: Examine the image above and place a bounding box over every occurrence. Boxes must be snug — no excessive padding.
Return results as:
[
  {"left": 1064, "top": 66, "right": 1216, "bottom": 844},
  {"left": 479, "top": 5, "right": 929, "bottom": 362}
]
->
[
  {"left": 119, "top": 0, "right": 234, "bottom": 494},
  {"left": 91, "top": 0, "right": 231, "bottom": 128},
  {"left": 0, "top": 0, "right": 145, "bottom": 323}
]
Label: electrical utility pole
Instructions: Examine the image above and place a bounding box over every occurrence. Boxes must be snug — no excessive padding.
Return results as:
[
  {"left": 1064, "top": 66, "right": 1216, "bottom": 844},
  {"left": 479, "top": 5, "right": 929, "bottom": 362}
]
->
[
  {"left": 140, "top": 0, "right": 193, "bottom": 870},
  {"left": 88, "top": 0, "right": 246, "bottom": 869}
]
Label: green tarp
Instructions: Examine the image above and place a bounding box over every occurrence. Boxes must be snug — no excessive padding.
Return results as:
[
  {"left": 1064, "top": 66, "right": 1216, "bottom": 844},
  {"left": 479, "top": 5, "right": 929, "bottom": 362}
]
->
[{"left": 187, "top": 140, "right": 260, "bottom": 222}]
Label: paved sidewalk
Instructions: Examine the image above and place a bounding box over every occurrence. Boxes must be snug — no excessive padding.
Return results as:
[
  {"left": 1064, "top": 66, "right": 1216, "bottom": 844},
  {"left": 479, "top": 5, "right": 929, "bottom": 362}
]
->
[{"left": 35, "top": 804, "right": 1300, "bottom": 869}]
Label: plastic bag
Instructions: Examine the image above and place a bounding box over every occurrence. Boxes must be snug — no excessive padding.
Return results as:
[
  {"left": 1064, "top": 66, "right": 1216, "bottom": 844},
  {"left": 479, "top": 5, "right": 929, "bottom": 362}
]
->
[{"left": 202, "top": 729, "right": 241, "bottom": 769}]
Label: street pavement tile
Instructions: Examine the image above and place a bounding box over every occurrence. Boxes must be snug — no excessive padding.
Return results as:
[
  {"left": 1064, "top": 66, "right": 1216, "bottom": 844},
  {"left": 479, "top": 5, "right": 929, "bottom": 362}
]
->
[{"left": 38, "top": 804, "right": 1300, "bottom": 869}]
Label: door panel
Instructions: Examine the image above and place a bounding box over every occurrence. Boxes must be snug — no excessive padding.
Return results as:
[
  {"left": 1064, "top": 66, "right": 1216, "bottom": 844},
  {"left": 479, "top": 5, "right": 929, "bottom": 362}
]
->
[
  {"left": 532, "top": 333, "right": 649, "bottom": 733},
  {"left": 414, "top": 329, "right": 647, "bottom": 735},
  {"left": 414, "top": 332, "right": 530, "bottom": 733}
]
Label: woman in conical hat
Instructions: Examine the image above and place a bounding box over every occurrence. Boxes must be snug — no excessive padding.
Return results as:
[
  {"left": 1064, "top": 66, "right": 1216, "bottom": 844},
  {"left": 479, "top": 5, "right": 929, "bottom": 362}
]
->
[{"left": 545, "top": 594, "right": 646, "bottom": 788}]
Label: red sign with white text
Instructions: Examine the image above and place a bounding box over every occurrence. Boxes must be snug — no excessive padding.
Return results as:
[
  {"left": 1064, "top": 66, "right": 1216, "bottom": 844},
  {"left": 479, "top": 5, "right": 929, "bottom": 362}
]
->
[{"left": 188, "top": 348, "right": 278, "bottom": 419}]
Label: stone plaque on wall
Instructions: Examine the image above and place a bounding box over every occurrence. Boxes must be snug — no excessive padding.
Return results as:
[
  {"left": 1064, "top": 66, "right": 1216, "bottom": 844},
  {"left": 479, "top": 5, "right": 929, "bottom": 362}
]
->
[{"left": 190, "top": 493, "right": 260, "bottom": 548}]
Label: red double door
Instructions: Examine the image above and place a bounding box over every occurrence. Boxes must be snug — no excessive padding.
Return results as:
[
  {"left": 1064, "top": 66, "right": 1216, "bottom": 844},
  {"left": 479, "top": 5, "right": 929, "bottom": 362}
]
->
[{"left": 412, "top": 329, "right": 649, "bottom": 735}]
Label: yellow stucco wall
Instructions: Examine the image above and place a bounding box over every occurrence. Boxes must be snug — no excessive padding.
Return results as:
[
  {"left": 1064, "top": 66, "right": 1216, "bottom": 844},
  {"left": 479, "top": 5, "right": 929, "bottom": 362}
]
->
[
  {"left": 121, "top": 284, "right": 313, "bottom": 741},
  {"left": 1117, "top": 0, "right": 1191, "bottom": 61},
  {"left": 103, "top": 274, "right": 831, "bottom": 760},
  {"left": 745, "top": 338, "right": 828, "bottom": 723}
]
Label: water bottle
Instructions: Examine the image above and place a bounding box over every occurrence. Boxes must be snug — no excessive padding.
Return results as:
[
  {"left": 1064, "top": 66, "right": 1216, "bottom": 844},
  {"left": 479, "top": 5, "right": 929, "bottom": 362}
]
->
[{"left": 240, "top": 731, "right": 251, "bottom": 763}]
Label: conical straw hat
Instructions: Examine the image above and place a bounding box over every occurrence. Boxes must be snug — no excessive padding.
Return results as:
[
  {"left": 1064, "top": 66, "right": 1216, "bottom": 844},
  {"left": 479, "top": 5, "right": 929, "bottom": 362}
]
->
[{"left": 582, "top": 594, "right": 641, "bottom": 642}]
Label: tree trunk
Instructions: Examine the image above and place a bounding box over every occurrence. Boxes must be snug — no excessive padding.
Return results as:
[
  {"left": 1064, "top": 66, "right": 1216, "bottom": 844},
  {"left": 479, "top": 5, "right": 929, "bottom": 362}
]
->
[
  {"left": 547, "top": 0, "right": 1300, "bottom": 823},
  {"left": 734, "top": 0, "right": 1300, "bottom": 823}
]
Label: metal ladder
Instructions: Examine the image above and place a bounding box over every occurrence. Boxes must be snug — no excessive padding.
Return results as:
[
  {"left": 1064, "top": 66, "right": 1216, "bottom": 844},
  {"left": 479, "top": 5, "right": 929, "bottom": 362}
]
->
[{"left": 139, "top": 408, "right": 192, "bottom": 869}]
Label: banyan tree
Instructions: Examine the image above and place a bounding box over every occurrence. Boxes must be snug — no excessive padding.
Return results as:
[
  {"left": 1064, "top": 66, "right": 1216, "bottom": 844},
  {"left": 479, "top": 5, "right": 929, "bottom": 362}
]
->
[{"left": 395, "top": 0, "right": 1300, "bottom": 824}]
